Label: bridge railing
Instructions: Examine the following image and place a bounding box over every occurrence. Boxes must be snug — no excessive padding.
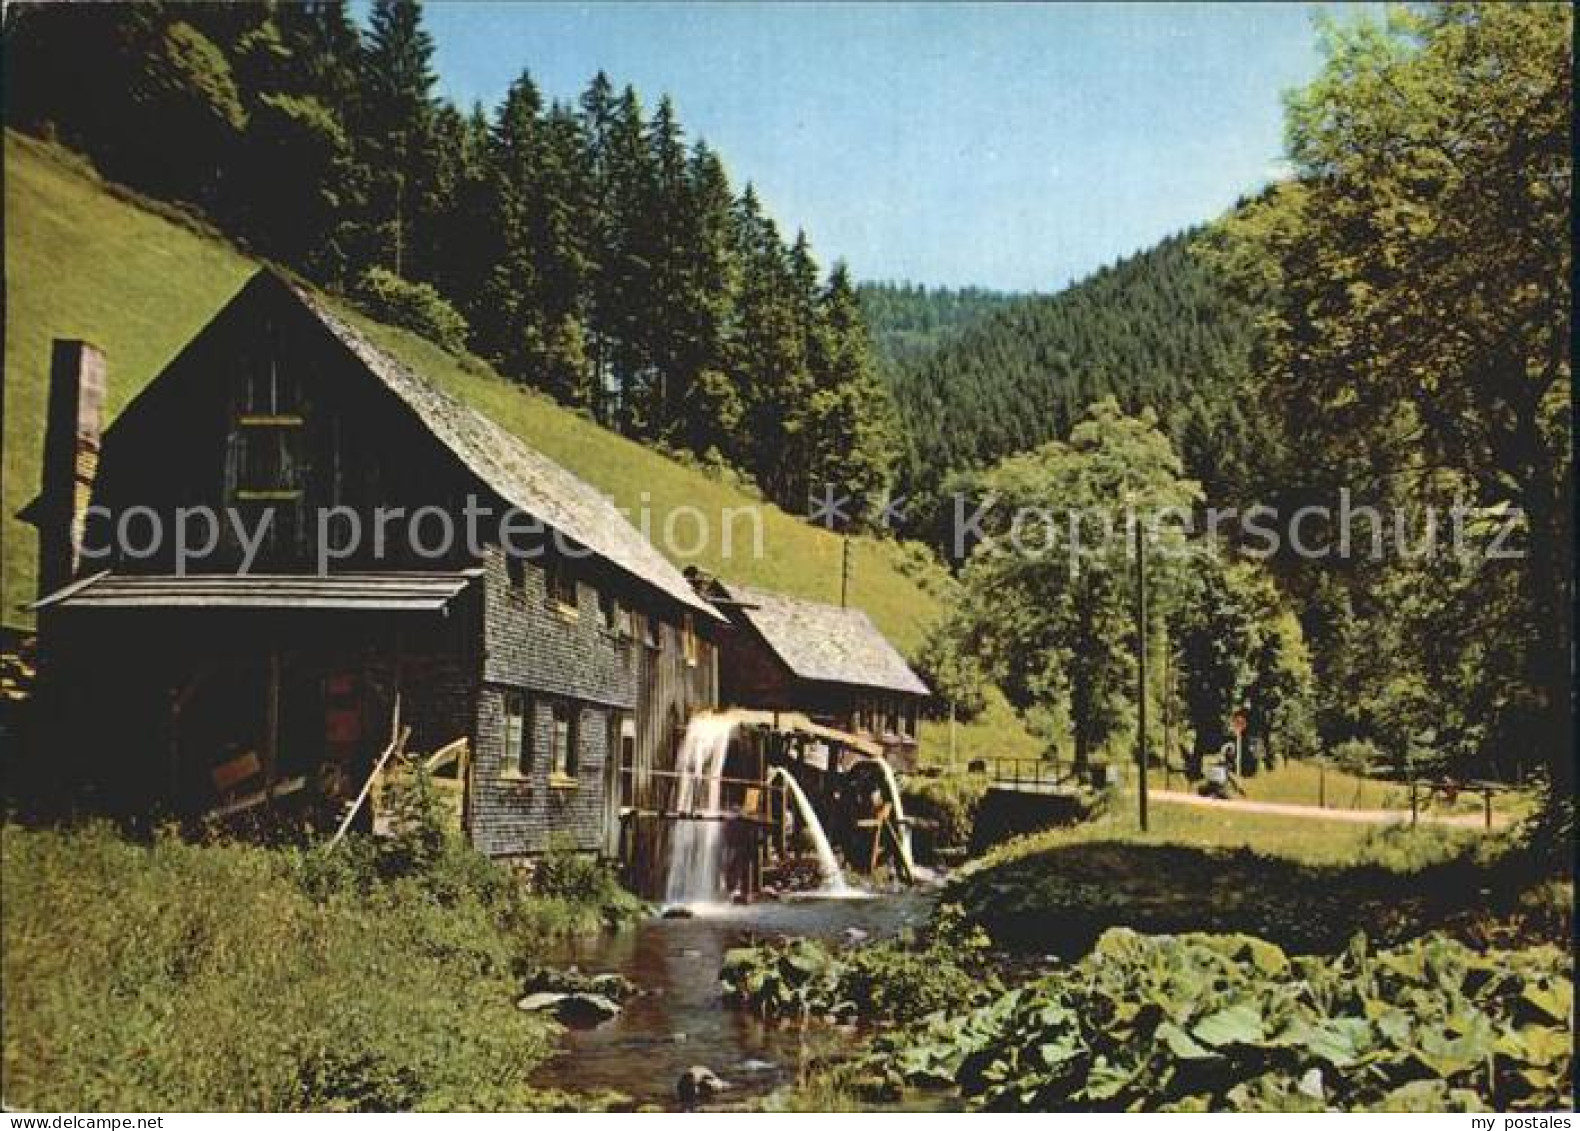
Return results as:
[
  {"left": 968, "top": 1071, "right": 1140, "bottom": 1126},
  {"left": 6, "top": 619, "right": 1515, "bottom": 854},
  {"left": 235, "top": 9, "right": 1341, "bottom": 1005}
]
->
[{"left": 953, "top": 756, "right": 1077, "bottom": 791}]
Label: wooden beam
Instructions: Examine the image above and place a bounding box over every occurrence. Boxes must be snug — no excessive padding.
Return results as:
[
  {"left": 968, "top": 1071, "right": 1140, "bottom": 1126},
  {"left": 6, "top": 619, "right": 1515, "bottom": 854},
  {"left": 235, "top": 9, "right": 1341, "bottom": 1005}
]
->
[
  {"left": 330, "top": 694, "right": 405, "bottom": 848},
  {"left": 263, "top": 648, "right": 281, "bottom": 793},
  {"left": 205, "top": 775, "right": 308, "bottom": 821}
]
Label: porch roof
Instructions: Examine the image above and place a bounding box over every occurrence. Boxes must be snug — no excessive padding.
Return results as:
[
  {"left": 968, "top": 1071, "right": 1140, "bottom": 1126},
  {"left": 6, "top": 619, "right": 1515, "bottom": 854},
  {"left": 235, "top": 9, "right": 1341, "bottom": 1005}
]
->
[{"left": 33, "top": 570, "right": 482, "bottom": 613}]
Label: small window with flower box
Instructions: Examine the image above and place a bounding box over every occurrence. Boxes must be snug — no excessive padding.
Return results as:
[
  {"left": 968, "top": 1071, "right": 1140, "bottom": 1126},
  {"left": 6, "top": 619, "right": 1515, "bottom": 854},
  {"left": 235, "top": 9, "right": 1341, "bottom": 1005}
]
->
[{"left": 545, "top": 559, "right": 578, "bottom": 617}]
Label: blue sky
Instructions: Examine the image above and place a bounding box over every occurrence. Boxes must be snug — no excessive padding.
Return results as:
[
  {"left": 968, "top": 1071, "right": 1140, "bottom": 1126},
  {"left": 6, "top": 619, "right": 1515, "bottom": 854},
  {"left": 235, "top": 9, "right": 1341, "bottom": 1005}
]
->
[{"left": 395, "top": 2, "right": 1361, "bottom": 292}]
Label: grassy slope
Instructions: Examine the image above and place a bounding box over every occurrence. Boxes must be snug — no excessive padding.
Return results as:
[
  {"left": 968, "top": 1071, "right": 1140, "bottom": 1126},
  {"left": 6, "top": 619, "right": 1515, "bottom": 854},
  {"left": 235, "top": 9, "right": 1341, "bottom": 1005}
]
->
[
  {"left": 1, "top": 131, "right": 1034, "bottom": 756},
  {"left": 3, "top": 134, "right": 254, "bottom": 618},
  {"left": 0, "top": 821, "right": 631, "bottom": 1110},
  {"left": 951, "top": 799, "right": 1569, "bottom": 957},
  {"left": 1234, "top": 759, "right": 1537, "bottom": 822}
]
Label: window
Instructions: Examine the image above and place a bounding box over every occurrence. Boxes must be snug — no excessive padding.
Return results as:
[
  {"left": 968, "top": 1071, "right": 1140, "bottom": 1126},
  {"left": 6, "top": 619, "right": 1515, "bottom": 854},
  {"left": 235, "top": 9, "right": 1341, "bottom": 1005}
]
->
[
  {"left": 599, "top": 590, "right": 627, "bottom": 636},
  {"left": 235, "top": 346, "right": 303, "bottom": 503},
  {"left": 885, "top": 701, "right": 901, "bottom": 737},
  {"left": 502, "top": 689, "right": 528, "bottom": 776},
  {"left": 681, "top": 614, "right": 699, "bottom": 666},
  {"left": 241, "top": 344, "right": 300, "bottom": 417},
  {"left": 644, "top": 616, "right": 661, "bottom": 650},
  {"left": 549, "top": 702, "right": 577, "bottom": 779},
  {"left": 506, "top": 554, "right": 526, "bottom": 591},
  {"left": 611, "top": 711, "right": 635, "bottom": 804},
  {"left": 545, "top": 559, "right": 578, "bottom": 613}
]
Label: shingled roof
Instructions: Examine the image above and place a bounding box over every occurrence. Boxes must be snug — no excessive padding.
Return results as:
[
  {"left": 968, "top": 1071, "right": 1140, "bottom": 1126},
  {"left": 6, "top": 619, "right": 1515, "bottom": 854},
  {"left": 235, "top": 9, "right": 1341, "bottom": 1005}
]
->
[
  {"left": 290, "top": 281, "right": 720, "bottom": 621},
  {"left": 710, "top": 580, "right": 929, "bottom": 696}
]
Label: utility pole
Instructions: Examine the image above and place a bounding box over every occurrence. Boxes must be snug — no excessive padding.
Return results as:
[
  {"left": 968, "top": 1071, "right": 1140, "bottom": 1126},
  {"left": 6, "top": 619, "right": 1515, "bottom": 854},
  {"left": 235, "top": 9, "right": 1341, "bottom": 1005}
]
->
[
  {"left": 1134, "top": 518, "right": 1149, "bottom": 832},
  {"left": 840, "top": 534, "right": 852, "bottom": 608},
  {"left": 1161, "top": 635, "right": 1173, "bottom": 790}
]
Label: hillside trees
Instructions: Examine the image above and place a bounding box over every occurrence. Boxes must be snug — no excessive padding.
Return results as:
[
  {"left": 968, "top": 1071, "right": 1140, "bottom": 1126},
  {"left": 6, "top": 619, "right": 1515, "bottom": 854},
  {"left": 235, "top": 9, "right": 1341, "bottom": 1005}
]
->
[
  {"left": 807, "top": 265, "right": 900, "bottom": 508},
  {"left": 942, "top": 400, "right": 1312, "bottom": 774},
  {"left": 1214, "top": 3, "right": 1573, "bottom": 805},
  {"left": 856, "top": 282, "right": 1024, "bottom": 375},
  {"left": 0, "top": 0, "right": 898, "bottom": 514},
  {"left": 356, "top": 0, "right": 436, "bottom": 279},
  {"left": 1174, "top": 555, "right": 1315, "bottom": 775},
  {"left": 871, "top": 231, "right": 1263, "bottom": 543},
  {"left": 950, "top": 401, "right": 1202, "bottom": 771}
]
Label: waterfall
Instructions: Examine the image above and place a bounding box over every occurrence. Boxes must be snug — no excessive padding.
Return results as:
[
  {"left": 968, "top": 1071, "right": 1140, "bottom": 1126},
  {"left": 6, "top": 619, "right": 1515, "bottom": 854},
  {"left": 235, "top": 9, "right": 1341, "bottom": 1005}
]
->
[
  {"left": 768, "top": 766, "right": 848, "bottom": 893},
  {"left": 860, "top": 756, "right": 919, "bottom": 880},
  {"left": 664, "top": 714, "right": 737, "bottom": 905}
]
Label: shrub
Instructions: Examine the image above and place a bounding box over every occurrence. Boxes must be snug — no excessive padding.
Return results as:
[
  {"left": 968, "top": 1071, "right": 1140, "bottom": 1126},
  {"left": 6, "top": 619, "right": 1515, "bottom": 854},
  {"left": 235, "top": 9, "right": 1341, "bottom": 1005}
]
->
[
  {"left": 1351, "top": 822, "right": 1480, "bottom": 873},
  {"left": 1330, "top": 738, "right": 1387, "bottom": 777},
  {"left": 528, "top": 834, "right": 647, "bottom": 930},
  {"left": 721, "top": 903, "right": 997, "bottom": 1024},
  {"left": 903, "top": 772, "right": 990, "bottom": 851},
  {"left": 912, "top": 619, "right": 988, "bottom": 721},
  {"left": 352, "top": 266, "right": 470, "bottom": 354}
]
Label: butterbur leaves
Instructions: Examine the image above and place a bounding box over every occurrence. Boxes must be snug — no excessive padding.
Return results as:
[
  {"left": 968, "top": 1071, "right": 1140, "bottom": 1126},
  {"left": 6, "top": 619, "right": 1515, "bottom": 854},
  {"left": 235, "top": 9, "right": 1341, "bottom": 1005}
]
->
[
  {"left": 840, "top": 927, "right": 1571, "bottom": 1112},
  {"left": 1156, "top": 1020, "right": 1219, "bottom": 1061},
  {"left": 1519, "top": 977, "right": 1572, "bottom": 1025},
  {"left": 1191, "top": 1002, "right": 1265, "bottom": 1049},
  {"left": 1276, "top": 1016, "right": 1374, "bottom": 1068}
]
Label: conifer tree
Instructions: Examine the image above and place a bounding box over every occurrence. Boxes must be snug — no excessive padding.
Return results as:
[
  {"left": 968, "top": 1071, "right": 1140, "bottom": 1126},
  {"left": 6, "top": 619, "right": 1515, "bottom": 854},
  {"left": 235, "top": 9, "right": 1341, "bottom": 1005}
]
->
[
  {"left": 641, "top": 94, "right": 693, "bottom": 439},
  {"left": 475, "top": 71, "right": 544, "bottom": 376},
  {"left": 357, "top": 0, "right": 436, "bottom": 278},
  {"left": 676, "top": 142, "right": 743, "bottom": 456},
  {"left": 808, "top": 263, "right": 899, "bottom": 513}
]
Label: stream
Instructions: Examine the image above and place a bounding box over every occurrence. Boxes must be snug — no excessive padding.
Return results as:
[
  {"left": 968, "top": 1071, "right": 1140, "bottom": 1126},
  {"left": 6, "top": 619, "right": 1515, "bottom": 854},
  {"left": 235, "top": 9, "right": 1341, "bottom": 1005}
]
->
[{"left": 535, "top": 888, "right": 938, "bottom": 1108}]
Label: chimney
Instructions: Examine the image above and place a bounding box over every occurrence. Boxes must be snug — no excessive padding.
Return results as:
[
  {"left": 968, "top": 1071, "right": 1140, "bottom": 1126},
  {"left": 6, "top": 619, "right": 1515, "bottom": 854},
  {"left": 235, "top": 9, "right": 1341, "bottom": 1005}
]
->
[{"left": 36, "top": 340, "right": 107, "bottom": 599}]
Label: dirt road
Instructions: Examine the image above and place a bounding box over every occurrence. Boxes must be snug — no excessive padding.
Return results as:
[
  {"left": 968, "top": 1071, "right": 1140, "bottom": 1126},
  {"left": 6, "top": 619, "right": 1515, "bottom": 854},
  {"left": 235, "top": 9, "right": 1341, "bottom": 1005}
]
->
[{"left": 1147, "top": 789, "right": 1506, "bottom": 829}]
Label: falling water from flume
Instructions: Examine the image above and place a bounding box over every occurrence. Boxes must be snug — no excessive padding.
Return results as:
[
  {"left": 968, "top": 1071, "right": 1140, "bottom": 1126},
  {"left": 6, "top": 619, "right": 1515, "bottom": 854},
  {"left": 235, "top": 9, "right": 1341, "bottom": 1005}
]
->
[
  {"left": 769, "top": 766, "right": 848, "bottom": 893},
  {"left": 664, "top": 714, "right": 737, "bottom": 904},
  {"left": 861, "top": 756, "right": 921, "bottom": 880}
]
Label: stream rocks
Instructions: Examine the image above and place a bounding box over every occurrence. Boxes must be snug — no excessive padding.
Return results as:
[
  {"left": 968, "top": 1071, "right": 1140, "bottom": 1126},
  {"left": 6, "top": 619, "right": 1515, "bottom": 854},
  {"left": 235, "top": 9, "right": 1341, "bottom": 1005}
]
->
[
  {"left": 516, "top": 991, "right": 622, "bottom": 1027},
  {"left": 675, "top": 1065, "right": 731, "bottom": 1107},
  {"left": 517, "top": 964, "right": 636, "bottom": 1026},
  {"left": 522, "top": 964, "right": 637, "bottom": 1001}
]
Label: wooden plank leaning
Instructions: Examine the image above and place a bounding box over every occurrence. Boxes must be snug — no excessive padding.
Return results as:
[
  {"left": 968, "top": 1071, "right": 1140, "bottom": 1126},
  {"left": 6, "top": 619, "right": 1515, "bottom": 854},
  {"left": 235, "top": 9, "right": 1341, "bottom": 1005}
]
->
[{"left": 330, "top": 693, "right": 408, "bottom": 848}]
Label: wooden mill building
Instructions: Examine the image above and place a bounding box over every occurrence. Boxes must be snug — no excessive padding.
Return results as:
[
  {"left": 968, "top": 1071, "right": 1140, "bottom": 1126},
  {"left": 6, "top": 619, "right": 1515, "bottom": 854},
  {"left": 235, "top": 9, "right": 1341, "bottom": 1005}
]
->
[
  {"left": 692, "top": 576, "right": 930, "bottom": 770},
  {"left": 25, "top": 268, "right": 723, "bottom": 860}
]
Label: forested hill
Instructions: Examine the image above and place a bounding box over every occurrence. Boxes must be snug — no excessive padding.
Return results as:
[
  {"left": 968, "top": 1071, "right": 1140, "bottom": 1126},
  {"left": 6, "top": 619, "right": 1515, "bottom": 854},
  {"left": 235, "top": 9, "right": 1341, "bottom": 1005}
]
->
[
  {"left": 884, "top": 229, "right": 1261, "bottom": 514},
  {"left": 3, "top": 1, "right": 897, "bottom": 516},
  {"left": 856, "top": 283, "right": 1026, "bottom": 375}
]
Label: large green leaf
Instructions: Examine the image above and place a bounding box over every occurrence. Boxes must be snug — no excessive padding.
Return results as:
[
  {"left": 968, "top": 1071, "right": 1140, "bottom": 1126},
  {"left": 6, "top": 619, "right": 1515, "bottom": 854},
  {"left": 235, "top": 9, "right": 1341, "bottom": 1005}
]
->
[
  {"left": 1274, "top": 1017, "right": 1374, "bottom": 1067},
  {"left": 1520, "top": 978, "right": 1573, "bottom": 1025},
  {"left": 1412, "top": 1017, "right": 1496, "bottom": 1079},
  {"left": 1156, "top": 1020, "right": 1220, "bottom": 1061},
  {"left": 1193, "top": 1002, "right": 1266, "bottom": 1049}
]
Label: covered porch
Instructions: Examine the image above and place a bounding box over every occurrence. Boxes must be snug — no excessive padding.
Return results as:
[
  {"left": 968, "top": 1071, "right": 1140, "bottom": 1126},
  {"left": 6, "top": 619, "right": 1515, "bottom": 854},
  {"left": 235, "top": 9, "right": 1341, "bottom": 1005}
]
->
[{"left": 32, "top": 571, "right": 482, "bottom": 830}]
